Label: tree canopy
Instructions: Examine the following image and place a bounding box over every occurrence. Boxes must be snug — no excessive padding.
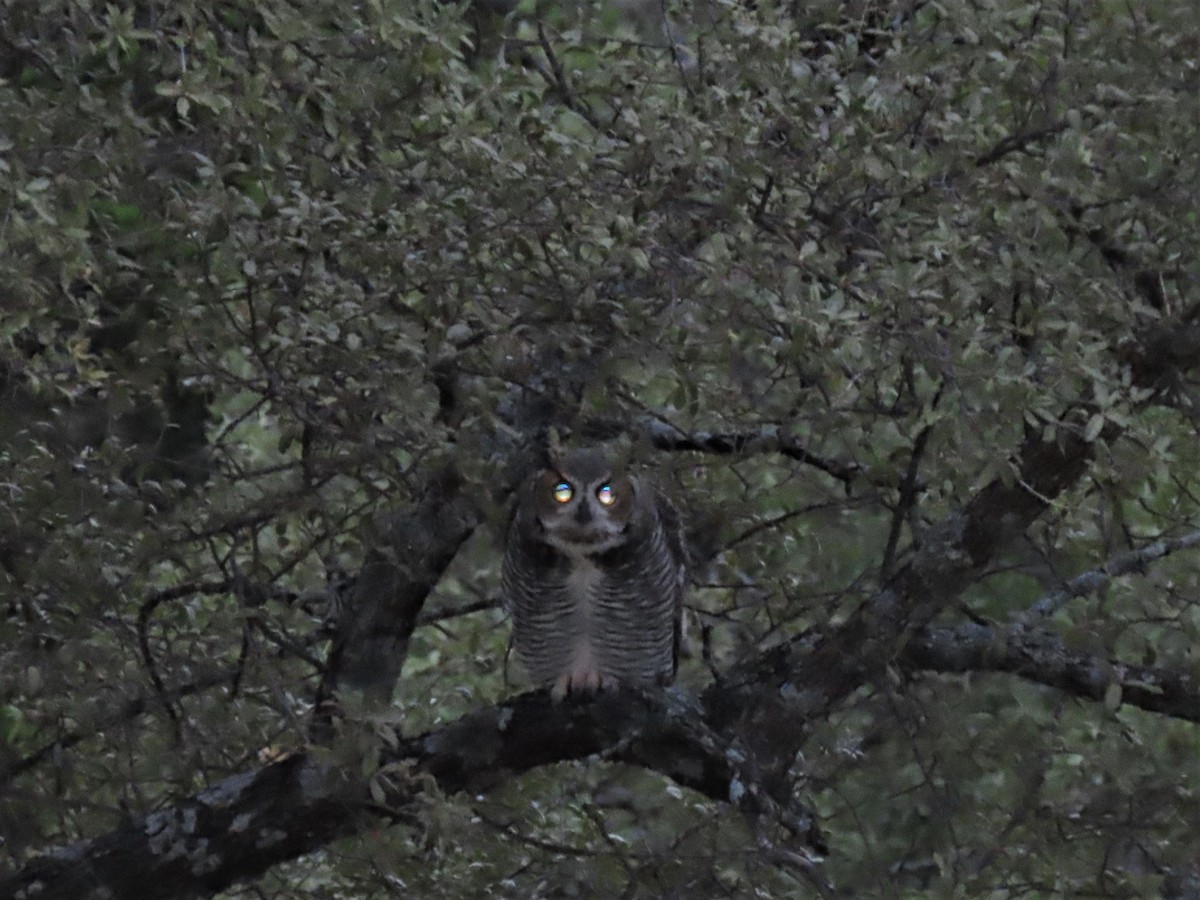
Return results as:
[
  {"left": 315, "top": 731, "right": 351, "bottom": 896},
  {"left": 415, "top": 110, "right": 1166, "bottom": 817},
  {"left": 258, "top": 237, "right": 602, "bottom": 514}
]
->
[{"left": 3, "top": 0, "right": 1200, "bottom": 896}]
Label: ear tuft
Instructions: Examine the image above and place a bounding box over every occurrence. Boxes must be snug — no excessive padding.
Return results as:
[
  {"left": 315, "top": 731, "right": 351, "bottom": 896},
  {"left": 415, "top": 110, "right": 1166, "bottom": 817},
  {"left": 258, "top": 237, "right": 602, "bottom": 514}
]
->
[{"left": 546, "top": 428, "right": 567, "bottom": 471}]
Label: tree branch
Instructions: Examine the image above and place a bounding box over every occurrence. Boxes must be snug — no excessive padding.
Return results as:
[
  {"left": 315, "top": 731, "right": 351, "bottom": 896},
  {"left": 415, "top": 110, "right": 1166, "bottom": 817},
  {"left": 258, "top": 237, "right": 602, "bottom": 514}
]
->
[
  {"left": 705, "top": 404, "right": 1106, "bottom": 781},
  {"left": 632, "top": 418, "right": 863, "bottom": 485},
  {"left": 0, "top": 690, "right": 817, "bottom": 900},
  {"left": 974, "top": 120, "right": 1068, "bottom": 167},
  {"left": 312, "top": 467, "right": 477, "bottom": 721},
  {"left": 903, "top": 622, "right": 1200, "bottom": 723},
  {"left": 22, "top": 606, "right": 1200, "bottom": 900},
  {"left": 0, "top": 666, "right": 238, "bottom": 789},
  {"left": 704, "top": 303, "right": 1200, "bottom": 777},
  {"left": 1024, "top": 528, "right": 1200, "bottom": 620}
]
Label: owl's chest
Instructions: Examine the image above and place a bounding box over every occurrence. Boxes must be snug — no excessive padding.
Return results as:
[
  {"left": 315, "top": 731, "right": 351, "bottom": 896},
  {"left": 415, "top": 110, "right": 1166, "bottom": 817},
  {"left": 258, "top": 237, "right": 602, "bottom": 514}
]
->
[
  {"left": 562, "top": 555, "right": 607, "bottom": 611},
  {"left": 537, "top": 541, "right": 640, "bottom": 616}
]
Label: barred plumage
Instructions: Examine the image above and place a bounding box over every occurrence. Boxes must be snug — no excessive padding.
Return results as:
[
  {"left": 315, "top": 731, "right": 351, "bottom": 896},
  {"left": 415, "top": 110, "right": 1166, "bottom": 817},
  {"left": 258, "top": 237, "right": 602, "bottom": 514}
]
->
[{"left": 502, "top": 447, "right": 687, "bottom": 697}]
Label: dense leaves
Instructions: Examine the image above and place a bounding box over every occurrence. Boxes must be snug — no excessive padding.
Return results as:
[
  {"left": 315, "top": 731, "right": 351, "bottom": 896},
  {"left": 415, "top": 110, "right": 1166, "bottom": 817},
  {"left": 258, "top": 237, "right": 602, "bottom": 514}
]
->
[{"left": 2, "top": 0, "right": 1200, "bottom": 896}]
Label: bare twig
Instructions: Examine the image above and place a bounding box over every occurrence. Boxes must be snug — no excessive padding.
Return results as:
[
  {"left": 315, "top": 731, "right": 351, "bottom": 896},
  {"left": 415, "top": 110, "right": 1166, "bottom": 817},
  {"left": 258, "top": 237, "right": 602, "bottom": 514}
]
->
[
  {"left": 135, "top": 580, "right": 232, "bottom": 738},
  {"left": 2, "top": 666, "right": 237, "bottom": 787},
  {"left": 634, "top": 418, "right": 863, "bottom": 485},
  {"left": 879, "top": 421, "right": 934, "bottom": 583},
  {"left": 974, "top": 120, "right": 1068, "bottom": 167},
  {"left": 533, "top": 22, "right": 603, "bottom": 131},
  {"left": 1023, "top": 528, "right": 1200, "bottom": 619}
]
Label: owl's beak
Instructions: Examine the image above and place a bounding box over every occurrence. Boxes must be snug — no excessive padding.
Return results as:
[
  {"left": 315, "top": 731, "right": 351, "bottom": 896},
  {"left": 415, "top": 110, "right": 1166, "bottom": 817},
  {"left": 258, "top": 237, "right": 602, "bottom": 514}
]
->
[{"left": 573, "top": 502, "right": 592, "bottom": 525}]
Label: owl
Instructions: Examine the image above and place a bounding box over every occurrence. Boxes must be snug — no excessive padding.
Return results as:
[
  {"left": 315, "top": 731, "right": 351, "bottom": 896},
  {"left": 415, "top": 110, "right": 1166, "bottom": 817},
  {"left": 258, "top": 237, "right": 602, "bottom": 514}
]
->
[{"left": 502, "top": 447, "right": 687, "bottom": 698}]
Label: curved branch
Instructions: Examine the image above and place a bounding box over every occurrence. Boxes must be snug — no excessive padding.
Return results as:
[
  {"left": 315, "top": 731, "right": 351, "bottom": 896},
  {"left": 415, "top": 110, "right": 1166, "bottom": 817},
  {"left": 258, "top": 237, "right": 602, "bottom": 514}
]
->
[
  {"left": 634, "top": 418, "right": 863, "bottom": 485},
  {"left": 135, "top": 581, "right": 232, "bottom": 738},
  {"left": 12, "top": 610, "right": 1200, "bottom": 900},
  {"left": 903, "top": 622, "right": 1200, "bottom": 723},
  {"left": 0, "top": 690, "right": 815, "bottom": 900}
]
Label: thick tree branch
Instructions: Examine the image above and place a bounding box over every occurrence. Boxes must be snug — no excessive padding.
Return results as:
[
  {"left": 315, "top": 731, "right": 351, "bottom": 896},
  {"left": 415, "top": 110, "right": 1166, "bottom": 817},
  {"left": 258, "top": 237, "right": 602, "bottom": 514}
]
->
[
  {"left": 0, "top": 690, "right": 814, "bottom": 900},
  {"left": 706, "top": 407, "right": 1105, "bottom": 774},
  {"left": 974, "top": 120, "right": 1068, "bottom": 167},
  {"left": 1122, "top": 321, "right": 1200, "bottom": 397},
  {"left": 1, "top": 748, "right": 361, "bottom": 900},
  {"left": 903, "top": 622, "right": 1200, "bottom": 723},
  {"left": 313, "top": 469, "right": 477, "bottom": 717},
  {"left": 12, "top": 607, "right": 1200, "bottom": 899}
]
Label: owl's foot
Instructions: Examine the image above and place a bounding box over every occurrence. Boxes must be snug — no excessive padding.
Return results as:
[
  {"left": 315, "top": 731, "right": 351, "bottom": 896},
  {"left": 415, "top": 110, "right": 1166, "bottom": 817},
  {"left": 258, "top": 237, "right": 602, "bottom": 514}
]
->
[{"left": 551, "top": 668, "right": 619, "bottom": 700}]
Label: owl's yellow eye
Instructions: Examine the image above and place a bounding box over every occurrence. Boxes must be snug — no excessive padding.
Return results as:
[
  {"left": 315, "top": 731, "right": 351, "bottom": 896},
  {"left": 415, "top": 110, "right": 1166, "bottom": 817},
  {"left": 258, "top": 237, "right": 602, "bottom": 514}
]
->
[
  {"left": 596, "top": 483, "right": 616, "bottom": 506},
  {"left": 552, "top": 481, "right": 574, "bottom": 503}
]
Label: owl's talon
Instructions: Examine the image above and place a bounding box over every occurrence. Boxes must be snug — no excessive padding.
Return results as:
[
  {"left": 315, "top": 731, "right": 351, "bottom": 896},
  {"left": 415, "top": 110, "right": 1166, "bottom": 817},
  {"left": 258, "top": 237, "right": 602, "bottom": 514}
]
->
[
  {"left": 551, "top": 673, "right": 571, "bottom": 701},
  {"left": 551, "top": 669, "right": 618, "bottom": 700}
]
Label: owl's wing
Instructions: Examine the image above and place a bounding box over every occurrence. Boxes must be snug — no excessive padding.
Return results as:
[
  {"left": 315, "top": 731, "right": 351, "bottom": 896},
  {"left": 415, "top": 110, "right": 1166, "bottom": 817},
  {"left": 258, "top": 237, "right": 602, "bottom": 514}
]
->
[
  {"left": 652, "top": 487, "right": 689, "bottom": 676},
  {"left": 500, "top": 482, "right": 547, "bottom": 609}
]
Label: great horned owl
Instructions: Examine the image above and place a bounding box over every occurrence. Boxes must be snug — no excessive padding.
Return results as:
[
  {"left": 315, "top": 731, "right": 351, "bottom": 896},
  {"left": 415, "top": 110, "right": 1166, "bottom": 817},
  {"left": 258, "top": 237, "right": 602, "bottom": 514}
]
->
[{"left": 502, "top": 447, "right": 687, "bottom": 698}]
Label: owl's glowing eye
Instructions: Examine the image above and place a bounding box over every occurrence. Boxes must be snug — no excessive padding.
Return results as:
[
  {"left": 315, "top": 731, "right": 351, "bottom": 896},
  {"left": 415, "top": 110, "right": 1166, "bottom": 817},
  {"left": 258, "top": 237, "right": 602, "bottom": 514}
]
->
[
  {"left": 596, "top": 483, "right": 616, "bottom": 506},
  {"left": 552, "top": 481, "right": 574, "bottom": 503}
]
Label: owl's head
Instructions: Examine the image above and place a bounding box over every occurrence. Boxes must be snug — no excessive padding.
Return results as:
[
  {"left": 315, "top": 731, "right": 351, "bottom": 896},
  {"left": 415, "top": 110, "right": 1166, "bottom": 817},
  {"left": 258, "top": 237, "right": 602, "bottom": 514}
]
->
[{"left": 531, "top": 448, "right": 636, "bottom": 554}]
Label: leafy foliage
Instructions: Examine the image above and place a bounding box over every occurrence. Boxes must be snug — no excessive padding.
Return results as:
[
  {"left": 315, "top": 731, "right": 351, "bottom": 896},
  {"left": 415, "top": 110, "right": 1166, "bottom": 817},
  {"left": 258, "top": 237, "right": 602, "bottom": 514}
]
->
[{"left": 3, "top": 0, "right": 1200, "bottom": 896}]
